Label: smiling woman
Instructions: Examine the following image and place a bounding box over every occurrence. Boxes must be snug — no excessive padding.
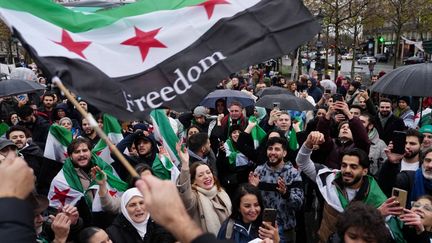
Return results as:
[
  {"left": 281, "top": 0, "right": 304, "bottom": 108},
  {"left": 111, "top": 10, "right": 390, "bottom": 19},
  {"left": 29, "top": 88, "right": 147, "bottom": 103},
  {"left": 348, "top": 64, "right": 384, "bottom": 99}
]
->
[{"left": 176, "top": 142, "right": 232, "bottom": 235}]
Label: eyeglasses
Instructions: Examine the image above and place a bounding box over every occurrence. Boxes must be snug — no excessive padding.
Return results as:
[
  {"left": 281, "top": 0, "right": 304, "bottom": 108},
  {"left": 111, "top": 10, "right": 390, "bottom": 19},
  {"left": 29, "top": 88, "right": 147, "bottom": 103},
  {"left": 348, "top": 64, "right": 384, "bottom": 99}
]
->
[{"left": 411, "top": 201, "right": 432, "bottom": 212}]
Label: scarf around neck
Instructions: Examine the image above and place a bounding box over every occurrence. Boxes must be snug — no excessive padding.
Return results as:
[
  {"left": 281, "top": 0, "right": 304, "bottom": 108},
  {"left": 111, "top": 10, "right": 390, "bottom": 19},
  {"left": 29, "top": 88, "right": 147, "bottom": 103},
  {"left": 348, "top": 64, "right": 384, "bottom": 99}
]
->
[{"left": 195, "top": 186, "right": 232, "bottom": 235}]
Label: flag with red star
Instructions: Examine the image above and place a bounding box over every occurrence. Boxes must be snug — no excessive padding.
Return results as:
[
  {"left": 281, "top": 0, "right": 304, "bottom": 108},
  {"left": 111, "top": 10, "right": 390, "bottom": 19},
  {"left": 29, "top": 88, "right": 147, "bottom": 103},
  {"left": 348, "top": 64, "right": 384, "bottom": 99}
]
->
[
  {"left": 0, "top": 0, "right": 319, "bottom": 120},
  {"left": 48, "top": 154, "right": 127, "bottom": 211}
]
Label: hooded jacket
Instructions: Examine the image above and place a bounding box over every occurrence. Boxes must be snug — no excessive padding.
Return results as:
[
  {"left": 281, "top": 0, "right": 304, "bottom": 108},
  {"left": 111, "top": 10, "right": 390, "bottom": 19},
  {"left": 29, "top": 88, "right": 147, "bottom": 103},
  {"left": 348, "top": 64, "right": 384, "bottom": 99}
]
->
[
  {"left": 307, "top": 78, "right": 323, "bottom": 103},
  {"left": 111, "top": 131, "right": 159, "bottom": 181}
]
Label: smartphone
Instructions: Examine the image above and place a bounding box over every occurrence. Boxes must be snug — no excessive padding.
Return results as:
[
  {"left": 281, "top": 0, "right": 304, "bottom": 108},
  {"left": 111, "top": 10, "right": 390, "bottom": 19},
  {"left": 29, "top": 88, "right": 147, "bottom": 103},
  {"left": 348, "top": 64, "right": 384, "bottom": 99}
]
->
[
  {"left": 333, "top": 93, "right": 343, "bottom": 102},
  {"left": 262, "top": 208, "right": 277, "bottom": 226},
  {"left": 392, "top": 131, "right": 406, "bottom": 155},
  {"left": 272, "top": 102, "right": 280, "bottom": 110},
  {"left": 392, "top": 187, "right": 408, "bottom": 208}
]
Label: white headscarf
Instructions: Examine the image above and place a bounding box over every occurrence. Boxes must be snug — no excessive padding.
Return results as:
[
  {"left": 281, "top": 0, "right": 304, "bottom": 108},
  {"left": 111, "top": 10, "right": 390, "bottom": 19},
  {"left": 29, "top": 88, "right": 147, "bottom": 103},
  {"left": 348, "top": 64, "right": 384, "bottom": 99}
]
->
[{"left": 120, "top": 188, "right": 150, "bottom": 239}]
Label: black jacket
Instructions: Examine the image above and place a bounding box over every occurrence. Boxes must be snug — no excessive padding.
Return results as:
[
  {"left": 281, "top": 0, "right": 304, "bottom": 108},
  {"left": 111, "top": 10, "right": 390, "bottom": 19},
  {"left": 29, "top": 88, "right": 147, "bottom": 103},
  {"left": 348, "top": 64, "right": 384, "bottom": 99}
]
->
[
  {"left": 19, "top": 116, "right": 50, "bottom": 151},
  {"left": 112, "top": 131, "right": 159, "bottom": 181},
  {"left": 373, "top": 114, "right": 406, "bottom": 145},
  {"left": 106, "top": 214, "right": 176, "bottom": 243},
  {"left": 0, "top": 198, "right": 36, "bottom": 243}
]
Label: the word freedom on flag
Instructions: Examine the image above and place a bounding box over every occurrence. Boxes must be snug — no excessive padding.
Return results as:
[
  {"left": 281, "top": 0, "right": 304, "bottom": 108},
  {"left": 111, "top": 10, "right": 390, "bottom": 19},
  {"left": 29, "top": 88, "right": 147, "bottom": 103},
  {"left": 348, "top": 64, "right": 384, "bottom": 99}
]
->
[{"left": 0, "top": 0, "right": 319, "bottom": 120}]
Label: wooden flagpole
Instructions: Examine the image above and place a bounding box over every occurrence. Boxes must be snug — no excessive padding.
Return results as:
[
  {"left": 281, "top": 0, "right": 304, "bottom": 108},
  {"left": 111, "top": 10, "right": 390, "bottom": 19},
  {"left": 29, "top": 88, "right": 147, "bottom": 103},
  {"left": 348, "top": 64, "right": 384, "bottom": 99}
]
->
[{"left": 52, "top": 77, "right": 139, "bottom": 178}]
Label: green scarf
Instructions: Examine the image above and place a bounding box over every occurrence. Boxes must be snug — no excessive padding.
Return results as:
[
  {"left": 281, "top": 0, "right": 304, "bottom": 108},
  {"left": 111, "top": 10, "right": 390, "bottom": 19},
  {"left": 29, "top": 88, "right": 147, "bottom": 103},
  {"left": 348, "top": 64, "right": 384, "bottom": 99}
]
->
[
  {"left": 335, "top": 174, "right": 406, "bottom": 243},
  {"left": 63, "top": 153, "right": 128, "bottom": 207},
  {"left": 336, "top": 174, "right": 386, "bottom": 209}
]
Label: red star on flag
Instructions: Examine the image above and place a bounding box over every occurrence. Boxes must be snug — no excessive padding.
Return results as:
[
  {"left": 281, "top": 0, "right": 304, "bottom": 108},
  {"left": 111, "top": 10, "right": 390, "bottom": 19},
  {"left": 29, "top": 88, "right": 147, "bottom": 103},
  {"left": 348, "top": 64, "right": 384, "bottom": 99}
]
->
[
  {"left": 197, "top": 0, "right": 230, "bottom": 19},
  {"left": 50, "top": 186, "right": 72, "bottom": 206},
  {"left": 121, "top": 27, "right": 167, "bottom": 62},
  {"left": 54, "top": 29, "right": 91, "bottom": 59},
  {"left": 108, "top": 190, "right": 117, "bottom": 197}
]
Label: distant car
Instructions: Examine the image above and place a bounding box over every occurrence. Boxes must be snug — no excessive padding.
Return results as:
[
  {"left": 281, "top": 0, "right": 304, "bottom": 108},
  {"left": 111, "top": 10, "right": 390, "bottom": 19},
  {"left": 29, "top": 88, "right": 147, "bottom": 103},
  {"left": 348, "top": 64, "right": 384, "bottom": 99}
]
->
[
  {"left": 403, "top": 56, "right": 424, "bottom": 65},
  {"left": 341, "top": 53, "right": 353, "bottom": 60},
  {"left": 356, "top": 53, "right": 367, "bottom": 60},
  {"left": 357, "top": 56, "right": 377, "bottom": 65},
  {"left": 374, "top": 53, "right": 388, "bottom": 62},
  {"left": 322, "top": 56, "right": 341, "bottom": 69}
]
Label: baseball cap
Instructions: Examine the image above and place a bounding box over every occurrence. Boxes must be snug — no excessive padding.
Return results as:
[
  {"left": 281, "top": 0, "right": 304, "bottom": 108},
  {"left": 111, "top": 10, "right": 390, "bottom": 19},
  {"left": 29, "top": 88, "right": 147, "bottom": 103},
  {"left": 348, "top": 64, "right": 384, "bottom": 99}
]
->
[{"left": 0, "top": 138, "right": 17, "bottom": 151}]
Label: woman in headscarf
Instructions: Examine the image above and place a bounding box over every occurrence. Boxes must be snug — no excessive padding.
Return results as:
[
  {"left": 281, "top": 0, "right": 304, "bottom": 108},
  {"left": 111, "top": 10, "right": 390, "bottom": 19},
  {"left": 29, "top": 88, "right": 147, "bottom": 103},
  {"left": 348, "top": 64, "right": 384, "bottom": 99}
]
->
[
  {"left": 176, "top": 142, "right": 232, "bottom": 235},
  {"left": 106, "top": 188, "right": 176, "bottom": 243}
]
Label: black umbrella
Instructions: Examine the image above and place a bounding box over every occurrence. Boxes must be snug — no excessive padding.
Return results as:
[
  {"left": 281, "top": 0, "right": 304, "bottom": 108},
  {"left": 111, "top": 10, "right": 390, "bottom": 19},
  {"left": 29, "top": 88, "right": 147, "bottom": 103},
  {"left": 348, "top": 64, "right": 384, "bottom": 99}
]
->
[
  {"left": 255, "top": 86, "right": 293, "bottom": 97},
  {"left": 255, "top": 94, "right": 314, "bottom": 111},
  {"left": 199, "top": 89, "right": 255, "bottom": 108},
  {"left": 370, "top": 63, "right": 432, "bottom": 96},
  {"left": 0, "top": 79, "right": 46, "bottom": 98}
]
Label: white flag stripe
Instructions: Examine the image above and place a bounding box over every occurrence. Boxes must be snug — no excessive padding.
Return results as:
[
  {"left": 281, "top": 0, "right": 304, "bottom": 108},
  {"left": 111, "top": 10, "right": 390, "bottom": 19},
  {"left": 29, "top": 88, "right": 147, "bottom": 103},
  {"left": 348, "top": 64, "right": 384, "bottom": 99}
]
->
[{"left": 0, "top": 0, "right": 260, "bottom": 77}]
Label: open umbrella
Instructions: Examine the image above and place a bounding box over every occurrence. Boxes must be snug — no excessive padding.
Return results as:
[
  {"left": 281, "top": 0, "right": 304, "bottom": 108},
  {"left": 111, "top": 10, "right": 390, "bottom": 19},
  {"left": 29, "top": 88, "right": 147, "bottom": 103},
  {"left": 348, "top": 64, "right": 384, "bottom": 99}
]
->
[
  {"left": 255, "top": 94, "right": 314, "bottom": 111},
  {"left": 370, "top": 63, "right": 432, "bottom": 96},
  {"left": 0, "top": 79, "right": 46, "bottom": 98},
  {"left": 199, "top": 89, "right": 255, "bottom": 108},
  {"left": 255, "top": 86, "right": 293, "bottom": 97}
]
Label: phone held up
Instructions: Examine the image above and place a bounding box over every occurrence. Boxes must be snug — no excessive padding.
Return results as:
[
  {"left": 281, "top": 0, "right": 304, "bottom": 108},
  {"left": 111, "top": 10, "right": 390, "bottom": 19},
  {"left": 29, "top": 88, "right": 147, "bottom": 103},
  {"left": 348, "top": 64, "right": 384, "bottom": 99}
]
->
[
  {"left": 262, "top": 208, "right": 277, "bottom": 227},
  {"left": 392, "top": 187, "right": 408, "bottom": 208},
  {"left": 392, "top": 131, "right": 407, "bottom": 155}
]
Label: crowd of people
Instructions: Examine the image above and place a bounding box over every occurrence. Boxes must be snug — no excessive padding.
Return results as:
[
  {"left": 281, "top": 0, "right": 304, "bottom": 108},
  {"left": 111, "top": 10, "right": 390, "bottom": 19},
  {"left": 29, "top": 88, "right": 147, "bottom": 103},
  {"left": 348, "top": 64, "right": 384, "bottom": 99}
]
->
[{"left": 1, "top": 63, "right": 432, "bottom": 243}]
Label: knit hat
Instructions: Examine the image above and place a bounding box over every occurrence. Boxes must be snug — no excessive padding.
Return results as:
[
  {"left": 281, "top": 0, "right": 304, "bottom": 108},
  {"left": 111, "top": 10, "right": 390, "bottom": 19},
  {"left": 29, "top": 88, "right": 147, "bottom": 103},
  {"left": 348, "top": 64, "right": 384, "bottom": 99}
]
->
[
  {"left": 419, "top": 125, "right": 432, "bottom": 134},
  {"left": 398, "top": 96, "right": 410, "bottom": 106},
  {"left": 193, "top": 106, "right": 207, "bottom": 117}
]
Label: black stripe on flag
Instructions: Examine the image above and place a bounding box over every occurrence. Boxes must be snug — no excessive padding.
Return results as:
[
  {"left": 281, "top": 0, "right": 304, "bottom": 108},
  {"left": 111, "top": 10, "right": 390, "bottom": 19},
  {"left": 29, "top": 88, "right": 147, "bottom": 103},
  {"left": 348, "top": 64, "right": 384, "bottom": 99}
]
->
[{"left": 19, "top": 0, "right": 320, "bottom": 120}]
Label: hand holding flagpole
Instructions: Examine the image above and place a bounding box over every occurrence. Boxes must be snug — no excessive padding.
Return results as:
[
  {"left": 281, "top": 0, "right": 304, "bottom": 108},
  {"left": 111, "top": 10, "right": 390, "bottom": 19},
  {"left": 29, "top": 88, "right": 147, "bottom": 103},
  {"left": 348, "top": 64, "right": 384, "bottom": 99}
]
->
[{"left": 52, "top": 76, "right": 139, "bottom": 178}]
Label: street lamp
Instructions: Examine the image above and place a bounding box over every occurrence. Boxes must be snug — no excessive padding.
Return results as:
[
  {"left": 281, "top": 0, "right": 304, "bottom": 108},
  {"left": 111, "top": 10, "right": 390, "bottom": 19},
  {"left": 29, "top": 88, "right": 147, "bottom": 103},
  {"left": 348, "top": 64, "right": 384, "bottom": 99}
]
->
[{"left": 315, "top": 8, "right": 324, "bottom": 81}]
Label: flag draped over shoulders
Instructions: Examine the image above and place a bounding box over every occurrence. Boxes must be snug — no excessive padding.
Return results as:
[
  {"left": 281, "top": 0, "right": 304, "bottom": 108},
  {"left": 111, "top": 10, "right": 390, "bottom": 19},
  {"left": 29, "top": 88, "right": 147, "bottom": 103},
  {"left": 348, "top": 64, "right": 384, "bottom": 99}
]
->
[
  {"left": 48, "top": 154, "right": 128, "bottom": 211},
  {"left": 0, "top": 0, "right": 319, "bottom": 120}
]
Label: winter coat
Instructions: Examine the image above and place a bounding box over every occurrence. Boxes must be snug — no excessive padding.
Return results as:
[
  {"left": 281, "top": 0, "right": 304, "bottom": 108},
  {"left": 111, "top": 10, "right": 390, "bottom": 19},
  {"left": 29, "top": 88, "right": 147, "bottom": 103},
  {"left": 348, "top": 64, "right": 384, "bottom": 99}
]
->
[
  {"left": 106, "top": 214, "right": 176, "bottom": 243},
  {"left": 19, "top": 116, "right": 50, "bottom": 151},
  {"left": 316, "top": 116, "right": 370, "bottom": 169},
  {"left": 373, "top": 114, "right": 406, "bottom": 145},
  {"left": 111, "top": 131, "right": 159, "bottom": 181},
  {"left": 367, "top": 128, "right": 387, "bottom": 177},
  {"left": 217, "top": 218, "right": 259, "bottom": 243},
  {"left": 0, "top": 198, "right": 36, "bottom": 243}
]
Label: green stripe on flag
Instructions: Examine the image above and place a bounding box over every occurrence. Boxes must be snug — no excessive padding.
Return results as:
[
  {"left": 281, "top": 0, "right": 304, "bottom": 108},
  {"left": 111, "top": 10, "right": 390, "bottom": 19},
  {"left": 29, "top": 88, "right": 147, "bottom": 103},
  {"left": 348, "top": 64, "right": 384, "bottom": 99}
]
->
[
  {"left": 0, "top": 0, "right": 208, "bottom": 33},
  {"left": 0, "top": 122, "right": 9, "bottom": 137},
  {"left": 150, "top": 109, "right": 180, "bottom": 162},
  {"left": 93, "top": 114, "right": 121, "bottom": 153},
  {"left": 49, "top": 124, "right": 73, "bottom": 147},
  {"left": 249, "top": 116, "right": 266, "bottom": 149}
]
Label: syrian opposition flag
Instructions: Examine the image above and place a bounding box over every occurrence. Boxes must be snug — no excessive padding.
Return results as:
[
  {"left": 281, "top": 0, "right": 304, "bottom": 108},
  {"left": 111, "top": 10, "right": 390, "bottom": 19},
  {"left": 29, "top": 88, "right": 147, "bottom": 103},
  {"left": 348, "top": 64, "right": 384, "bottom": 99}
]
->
[
  {"left": 248, "top": 116, "right": 266, "bottom": 149},
  {"left": 92, "top": 114, "right": 124, "bottom": 164},
  {"left": 0, "top": 0, "right": 319, "bottom": 120},
  {"left": 48, "top": 154, "right": 128, "bottom": 211},
  {"left": 44, "top": 124, "right": 72, "bottom": 163},
  {"left": 150, "top": 109, "right": 180, "bottom": 182}
]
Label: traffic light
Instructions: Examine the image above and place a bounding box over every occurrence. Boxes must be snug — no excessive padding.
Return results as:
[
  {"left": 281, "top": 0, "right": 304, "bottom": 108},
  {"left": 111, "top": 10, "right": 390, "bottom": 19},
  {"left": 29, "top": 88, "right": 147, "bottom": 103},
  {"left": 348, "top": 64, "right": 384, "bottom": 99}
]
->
[{"left": 379, "top": 36, "right": 385, "bottom": 43}]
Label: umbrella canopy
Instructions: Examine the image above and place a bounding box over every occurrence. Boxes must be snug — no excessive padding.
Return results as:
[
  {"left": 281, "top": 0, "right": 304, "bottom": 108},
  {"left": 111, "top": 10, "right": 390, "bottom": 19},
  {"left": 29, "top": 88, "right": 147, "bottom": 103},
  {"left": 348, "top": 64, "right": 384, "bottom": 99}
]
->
[
  {"left": 255, "top": 86, "right": 293, "bottom": 97},
  {"left": 199, "top": 89, "right": 255, "bottom": 108},
  {"left": 255, "top": 94, "right": 314, "bottom": 111},
  {"left": 0, "top": 79, "right": 46, "bottom": 98},
  {"left": 370, "top": 63, "right": 432, "bottom": 96}
]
